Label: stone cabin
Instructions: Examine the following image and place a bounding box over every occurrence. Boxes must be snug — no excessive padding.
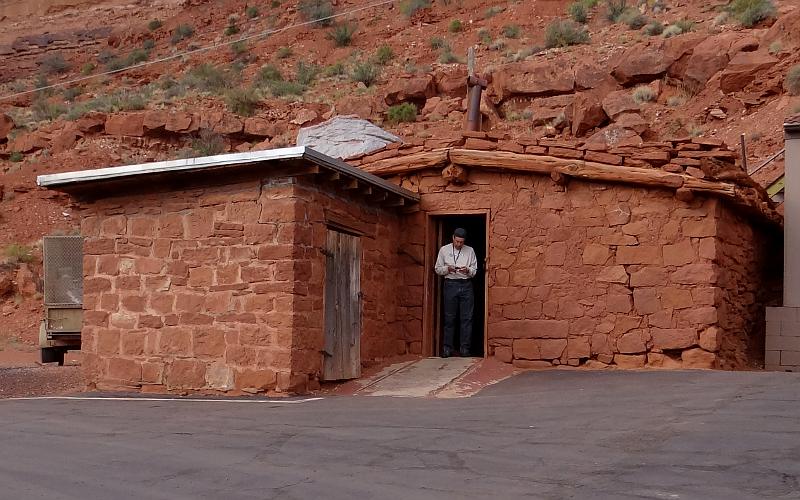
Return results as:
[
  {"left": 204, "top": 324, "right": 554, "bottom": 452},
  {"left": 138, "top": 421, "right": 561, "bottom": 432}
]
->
[{"left": 38, "top": 133, "right": 781, "bottom": 394}]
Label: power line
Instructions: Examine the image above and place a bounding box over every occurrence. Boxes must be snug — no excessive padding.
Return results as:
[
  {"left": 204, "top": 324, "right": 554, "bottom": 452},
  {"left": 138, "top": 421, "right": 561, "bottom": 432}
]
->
[{"left": 0, "top": 0, "right": 399, "bottom": 102}]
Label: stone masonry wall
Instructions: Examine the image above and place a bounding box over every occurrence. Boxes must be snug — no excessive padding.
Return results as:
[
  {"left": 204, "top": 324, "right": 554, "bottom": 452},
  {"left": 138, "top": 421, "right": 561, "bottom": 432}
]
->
[
  {"left": 288, "top": 178, "right": 407, "bottom": 379},
  {"left": 80, "top": 178, "right": 313, "bottom": 394},
  {"left": 395, "top": 168, "right": 762, "bottom": 369}
]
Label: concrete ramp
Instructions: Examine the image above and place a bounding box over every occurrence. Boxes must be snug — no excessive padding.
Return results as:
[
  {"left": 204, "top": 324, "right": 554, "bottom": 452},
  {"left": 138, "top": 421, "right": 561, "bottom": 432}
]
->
[{"left": 355, "top": 357, "right": 480, "bottom": 397}]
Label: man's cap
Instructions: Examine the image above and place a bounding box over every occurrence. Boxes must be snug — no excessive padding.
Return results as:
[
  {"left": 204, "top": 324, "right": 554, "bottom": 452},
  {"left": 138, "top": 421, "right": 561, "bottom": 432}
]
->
[{"left": 453, "top": 228, "right": 467, "bottom": 238}]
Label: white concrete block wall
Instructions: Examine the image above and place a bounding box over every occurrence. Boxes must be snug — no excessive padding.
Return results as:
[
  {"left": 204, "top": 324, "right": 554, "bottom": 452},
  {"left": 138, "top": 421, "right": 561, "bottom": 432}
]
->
[{"left": 765, "top": 306, "right": 800, "bottom": 371}]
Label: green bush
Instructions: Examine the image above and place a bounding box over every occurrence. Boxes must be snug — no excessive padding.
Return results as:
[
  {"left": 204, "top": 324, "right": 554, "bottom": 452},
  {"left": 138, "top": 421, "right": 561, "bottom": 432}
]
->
[
  {"left": 430, "top": 37, "right": 447, "bottom": 49},
  {"left": 231, "top": 41, "right": 247, "bottom": 56},
  {"left": 171, "top": 24, "right": 195, "bottom": 44},
  {"left": 786, "top": 65, "right": 800, "bottom": 96},
  {"left": 32, "top": 99, "right": 65, "bottom": 121},
  {"left": 621, "top": 9, "right": 647, "bottom": 29},
  {"left": 143, "top": 38, "right": 155, "bottom": 50},
  {"left": 299, "top": 0, "right": 334, "bottom": 26},
  {"left": 768, "top": 41, "right": 782, "bottom": 55},
  {"left": 225, "top": 87, "right": 260, "bottom": 116},
  {"left": 9, "top": 152, "right": 23, "bottom": 163},
  {"left": 4, "top": 244, "right": 34, "bottom": 264},
  {"left": 256, "top": 64, "right": 283, "bottom": 85},
  {"left": 449, "top": 19, "right": 463, "bottom": 32},
  {"left": 268, "top": 80, "right": 306, "bottom": 96},
  {"left": 400, "top": 0, "right": 431, "bottom": 17},
  {"left": 351, "top": 61, "right": 380, "bottom": 87},
  {"left": 727, "top": 0, "right": 776, "bottom": 28},
  {"left": 502, "top": 24, "right": 521, "bottom": 38},
  {"left": 328, "top": 23, "right": 356, "bottom": 46},
  {"left": 606, "top": 0, "right": 627, "bottom": 21},
  {"left": 40, "top": 52, "right": 70, "bottom": 75},
  {"left": 246, "top": 5, "right": 259, "bottom": 18},
  {"left": 106, "top": 48, "right": 150, "bottom": 71},
  {"left": 643, "top": 20, "right": 664, "bottom": 35},
  {"left": 386, "top": 103, "right": 417, "bottom": 124},
  {"left": 544, "top": 19, "right": 589, "bottom": 48},
  {"left": 148, "top": 19, "right": 162, "bottom": 30},
  {"left": 183, "top": 64, "right": 238, "bottom": 93},
  {"left": 295, "top": 61, "right": 320, "bottom": 86},
  {"left": 632, "top": 85, "right": 656, "bottom": 103},
  {"left": 374, "top": 45, "right": 394, "bottom": 65},
  {"left": 225, "top": 23, "right": 240, "bottom": 36},
  {"left": 277, "top": 46, "right": 292, "bottom": 59},
  {"left": 439, "top": 48, "right": 462, "bottom": 64},
  {"left": 673, "top": 19, "right": 694, "bottom": 32},
  {"left": 478, "top": 28, "right": 492, "bottom": 45},
  {"left": 63, "top": 86, "right": 82, "bottom": 102},
  {"left": 80, "top": 62, "right": 96, "bottom": 75},
  {"left": 192, "top": 129, "right": 226, "bottom": 156},
  {"left": 324, "top": 61, "right": 346, "bottom": 76},
  {"left": 484, "top": 6, "right": 504, "bottom": 18},
  {"left": 568, "top": 2, "right": 588, "bottom": 23}
]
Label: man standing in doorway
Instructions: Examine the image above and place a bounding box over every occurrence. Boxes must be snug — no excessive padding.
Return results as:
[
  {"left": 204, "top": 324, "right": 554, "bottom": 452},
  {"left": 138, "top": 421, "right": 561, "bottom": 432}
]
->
[{"left": 434, "top": 228, "right": 478, "bottom": 357}]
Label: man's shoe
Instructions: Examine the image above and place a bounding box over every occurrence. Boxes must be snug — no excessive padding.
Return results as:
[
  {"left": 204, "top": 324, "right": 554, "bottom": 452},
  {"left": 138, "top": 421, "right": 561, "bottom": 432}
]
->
[
  {"left": 442, "top": 349, "right": 453, "bottom": 358},
  {"left": 460, "top": 348, "right": 471, "bottom": 357}
]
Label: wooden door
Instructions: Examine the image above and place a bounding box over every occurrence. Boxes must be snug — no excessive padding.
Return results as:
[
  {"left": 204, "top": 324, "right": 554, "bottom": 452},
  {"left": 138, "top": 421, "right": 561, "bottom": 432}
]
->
[{"left": 323, "top": 229, "right": 362, "bottom": 381}]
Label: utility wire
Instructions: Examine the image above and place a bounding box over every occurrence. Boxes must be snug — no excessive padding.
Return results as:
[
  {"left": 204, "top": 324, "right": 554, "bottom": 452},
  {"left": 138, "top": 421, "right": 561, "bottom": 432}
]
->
[{"left": 0, "top": 0, "right": 399, "bottom": 102}]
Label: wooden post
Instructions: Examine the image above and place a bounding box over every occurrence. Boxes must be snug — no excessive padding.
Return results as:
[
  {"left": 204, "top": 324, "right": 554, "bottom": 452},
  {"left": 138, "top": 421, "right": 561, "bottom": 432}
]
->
[{"left": 740, "top": 133, "right": 748, "bottom": 172}]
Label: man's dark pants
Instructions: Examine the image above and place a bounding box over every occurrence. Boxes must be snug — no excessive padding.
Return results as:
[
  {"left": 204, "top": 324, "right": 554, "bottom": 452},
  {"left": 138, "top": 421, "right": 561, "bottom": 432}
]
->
[{"left": 443, "top": 279, "right": 474, "bottom": 356}]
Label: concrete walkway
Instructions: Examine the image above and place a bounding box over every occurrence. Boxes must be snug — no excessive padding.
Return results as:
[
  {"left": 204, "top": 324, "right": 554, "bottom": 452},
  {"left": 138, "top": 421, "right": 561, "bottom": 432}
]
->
[{"left": 355, "top": 357, "right": 480, "bottom": 397}]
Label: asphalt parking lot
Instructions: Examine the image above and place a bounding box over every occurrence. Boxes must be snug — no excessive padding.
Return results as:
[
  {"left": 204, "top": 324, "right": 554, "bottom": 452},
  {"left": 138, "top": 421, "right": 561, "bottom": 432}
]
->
[{"left": 1, "top": 370, "right": 799, "bottom": 499}]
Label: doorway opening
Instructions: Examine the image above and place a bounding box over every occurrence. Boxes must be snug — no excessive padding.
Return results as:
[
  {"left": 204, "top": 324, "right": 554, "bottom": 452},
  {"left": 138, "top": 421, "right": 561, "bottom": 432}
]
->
[{"left": 429, "top": 213, "right": 488, "bottom": 358}]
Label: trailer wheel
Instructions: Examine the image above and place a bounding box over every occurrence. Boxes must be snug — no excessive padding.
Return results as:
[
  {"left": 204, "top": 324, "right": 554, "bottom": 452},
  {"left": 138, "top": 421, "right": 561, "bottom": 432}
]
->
[{"left": 41, "top": 347, "right": 65, "bottom": 365}]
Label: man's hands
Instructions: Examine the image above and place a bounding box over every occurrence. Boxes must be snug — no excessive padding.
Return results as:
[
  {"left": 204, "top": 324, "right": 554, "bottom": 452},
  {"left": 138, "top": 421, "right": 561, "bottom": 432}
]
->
[{"left": 448, "top": 266, "right": 467, "bottom": 274}]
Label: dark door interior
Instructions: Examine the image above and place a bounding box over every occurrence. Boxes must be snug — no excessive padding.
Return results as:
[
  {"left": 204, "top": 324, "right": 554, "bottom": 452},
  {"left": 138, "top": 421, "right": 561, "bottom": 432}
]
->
[{"left": 435, "top": 215, "right": 487, "bottom": 357}]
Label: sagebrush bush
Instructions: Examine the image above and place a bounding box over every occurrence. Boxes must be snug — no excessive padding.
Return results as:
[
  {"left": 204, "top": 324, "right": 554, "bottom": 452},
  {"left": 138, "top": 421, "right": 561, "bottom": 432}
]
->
[
  {"left": 192, "top": 129, "right": 226, "bottom": 156},
  {"left": 328, "top": 23, "right": 356, "bottom": 46},
  {"left": 183, "top": 64, "right": 239, "bottom": 93},
  {"left": 544, "top": 19, "right": 589, "bottom": 48},
  {"left": 171, "top": 24, "right": 194, "bottom": 44},
  {"left": 786, "top": 65, "right": 800, "bottom": 96},
  {"left": 605, "top": 0, "right": 627, "bottom": 21},
  {"left": 643, "top": 20, "right": 664, "bottom": 35},
  {"left": 63, "top": 87, "right": 82, "bottom": 102},
  {"left": 225, "top": 87, "right": 260, "bottom": 116},
  {"left": 430, "top": 37, "right": 447, "bottom": 49},
  {"left": 299, "top": 0, "right": 334, "bottom": 26},
  {"left": 143, "top": 38, "right": 155, "bottom": 50},
  {"left": 768, "top": 41, "right": 782, "bottom": 55},
  {"left": 400, "top": 0, "right": 431, "bottom": 17},
  {"left": 148, "top": 19, "right": 162, "bottom": 30},
  {"left": 502, "top": 25, "right": 521, "bottom": 38},
  {"left": 9, "top": 152, "right": 23, "bottom": 163},
  {"left": 351, "top": 61, "right": 380, "bottom": 86},
  {"left": 484, "top": 6, "right": 503, "bottom": 18},
  {"left": 80, "top": 62, "right": 95, "bottom": 75},
  {"left": 256, "top": 64, "right": 283, "bottom": 85},
  {"left": 268, "top": 80, "right": 306, "bottom": 96},
  {"left": 621, "top": 9, "right": 647, "bottom": 29},
  {"left": 386, "top": 103, "right": 417, "bottom": 124},
  {"left": 568, "top": 2, "right": 588, "bottom": 23},
  {"left": 374, "top": 45, "right": 394, "bottom": 65},
  {"left": 439, "top": 48, "right": 462, "bottom": 64},
  {"left": 32, "top": 99, "right": 65, "bottom": 122},
  {"left": 324, "top": 62, "right": 346, "bottom": 76},
  {"left": 727, "top": 0, "right": 776, "bottom": 28},
  {"left": 231, "top": 41, "right": 247, "bottom": 56},
  {"left": 295, "top": 61, "right": 320, "bottom": 86},
  {"left": 632, "top": 85, "right": 656, "bottom": 103},
  {"left": 40, "top": 52, "right": 70, "bottom": 75},
  {"left": 276, "top": 46, "right": 292, "bottom": 59},
  {"left": 4, "top": 244, "right": 34, "bottom": 264},
  {"left": 449, "top": 19, "right": 463, "bottom": 32},
  {"left": 246, "top": 5, "right": 259, "bottom": 18}
]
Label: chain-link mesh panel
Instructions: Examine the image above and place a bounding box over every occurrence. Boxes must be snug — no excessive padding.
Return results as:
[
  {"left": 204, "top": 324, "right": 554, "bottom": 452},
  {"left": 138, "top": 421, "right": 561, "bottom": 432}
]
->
[{"left": 43, "top": 236, "right": 83, "bottom": 306}]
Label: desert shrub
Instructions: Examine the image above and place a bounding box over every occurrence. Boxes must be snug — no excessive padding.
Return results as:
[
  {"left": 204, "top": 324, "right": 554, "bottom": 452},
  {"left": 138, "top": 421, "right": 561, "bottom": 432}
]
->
[
  {"left": 192, "top": 129, "right": 226, "bottom": 156},
  {"left": 621, "top": 9, "right": 647, "bottom": 29},
  {"left": 246, "top": 5, "right": 259, "bottom": 18},
  {"left": 9, "top": 152, "right": 23, "bottom": 163},
  {"left": 478, "top": 28, "right": 492, "bottom": 45},
  {"left": 63, "top": 87, "right": 82, "bottom": 102},
  {"left": 268, "top": 80, "right": 306, "bottom": 96},
  {"left": 351, "top": 61, "right": 380, "bottom": 86},
  {"left": 256, "top": 64, "right": 284, "bottom": 85},
  {"left": 299, "top": 0, "right": 334, "bottom": 26},
  {"left": 449, "top": 19, "right": 463, "bottom": 32},
  {"left": 544, "top": 19, "right": 589, "bottom": 48},
  {"left": 374, "top": 45, "right": 394, "bottom": 65},
  {"left": 502, "top": 24, "right": 521, "bottom": 38},
  {"left": 106, "top": 48, "right": 149, "bottom": 71},
  {"left": 40, "top": 52, "right": 70, "bottom": 75},
  {"left": 667, "top": 95, "right": 685, "bottom": 107},
  {"left": 183, "top": 64, "right": 238, "bottom": 93},
  {"left": 662, "top": 24, "right": 682, "bottom": 38},
  {"left": 713, "top": 12, "right": 729, "bottom": 25},
  {"left": 328, "top": 23, "right": 356, "bottom": 46},
  {"left": 582, "top": 0, "right": 599, "bottom": 7},
  {"left": 673, "top": 19, "right": 694, "bottom": 32},
  {"left": 439, "top": 47, "right": 462, "bottom": 63},
  {"left": 295, "top": 61, "right": 320, "bottom": 86},
  {"left": 606, "top": 0, "right": 627, "bottom": 21},
  {"left": 4, "top": 244, "right": 34, "bottom": 264},
  {"left": 80, "top": 62, "right": 96, "bottom": 75},
  {"left": 727, "top": 0, "right": 776, "bottom": 28},
  {"left": 643, "top": 20, "right": 664, "bottom": 35},
  {"left": 32, "top": 99, "right": 65, "bottom": 121},
  {"left": 171, "top": 24, "right": 194, "bottom": 44},
  {"left": 507, "top": 45, "right": 543, "bottom": 62},
  {"left": 225, "top": 22, "right": 240, "bottom": 36},
  {"left": 400, "top": 0, "right": 430, "bottom": 17},
  {"left": 786, "top": 65, "right": 800, "bottom": 95},
  {"left": 143, "top": 38, "right": 156, "bottom": 51},
  {"left": 430, "top": 37, "right": 447, "bottom": 49},
  {"left": 225, "top": 87, "right": 260, "bottom": 116},
  {"left": 632, "top": 85, "right": 656, "bottom": 103},
  {"left": 324, "top": 61, "right": 346, "bottom": 76},
  {"left": 148, "top": 19, "right": 162, "bottom": 30},
  {"left": 231, "top": 40, "right": 247, "bottom": 56},
  {"left": 568, "top": 2, "right": 588, "bottom": 23},
  {"left": 768, "top": 41, "right": 782, "bottom": 55},
  {"left": 386, "top": 103, "right": 417, "bottom": 123},
  {"left": 276, "top": 46, "right": 292, "bottom": 59},
  {"left": 484, "top": 6, "right": 504, "bottom": 18}
]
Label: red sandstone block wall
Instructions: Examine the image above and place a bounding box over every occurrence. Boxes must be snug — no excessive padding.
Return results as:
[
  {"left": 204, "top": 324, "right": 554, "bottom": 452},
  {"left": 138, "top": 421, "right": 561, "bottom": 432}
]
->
[
  {"left": 81, "top": 179, "right": 312, "bottom": 394},
  {"left": 290, "top": 179, "right": 406, "bottom": 377},
  {"left": 397, "top": 169, "right": 763, "bottom": 369}
]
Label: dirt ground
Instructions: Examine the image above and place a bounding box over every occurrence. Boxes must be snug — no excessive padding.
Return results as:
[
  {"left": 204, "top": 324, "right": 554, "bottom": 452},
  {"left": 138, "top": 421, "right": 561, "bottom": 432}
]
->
[{"left": 0, "top": 347, "right": 83, "bottom": 398}]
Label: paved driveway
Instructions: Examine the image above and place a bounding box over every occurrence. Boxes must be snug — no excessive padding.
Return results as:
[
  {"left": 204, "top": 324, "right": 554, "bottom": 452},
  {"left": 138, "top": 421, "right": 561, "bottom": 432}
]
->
[{"left": 1, "top": 370, "right": 799, "bottom": 499}]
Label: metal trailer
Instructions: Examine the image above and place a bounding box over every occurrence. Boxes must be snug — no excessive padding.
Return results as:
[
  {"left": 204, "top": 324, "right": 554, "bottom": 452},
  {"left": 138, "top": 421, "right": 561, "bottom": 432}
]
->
[{"left": 39, "top": 235, "right": 83, "bottom": 365}]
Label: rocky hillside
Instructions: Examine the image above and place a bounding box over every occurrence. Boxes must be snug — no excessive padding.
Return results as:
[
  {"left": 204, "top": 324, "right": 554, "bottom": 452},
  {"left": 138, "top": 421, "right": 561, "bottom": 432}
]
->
[{"left": 1, "top": 0, "right": 799, "bottom": 348}]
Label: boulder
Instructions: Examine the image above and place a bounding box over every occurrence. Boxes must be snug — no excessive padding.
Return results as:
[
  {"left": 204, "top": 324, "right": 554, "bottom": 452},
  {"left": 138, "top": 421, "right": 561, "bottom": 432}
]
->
[
  {"left": 0, "top": 113, "right": 14, "bottom": 140},
  {"left": 7, "top": 131, "right": 48, "bottom": 153},
  {"left": 602, "top": 90, "right": 640, "bottom": 119},
  {"left": 488, "top": 59, "right": 575, "bottom": 103},
  {"left": 574, "top": 61, "right": 619, "bottom": 93},
  {"left": 337, "top": 96, "right": 375, "bottom": 119},
  {"left": 762, "top": 7, "right": 800, "bottom": 51},
  {"left": 290, "top": 109, "right": 318, "bottom": 126},
  {"left": 681, "top": 347, "right": 717, "bottom": 369},
  {"left": 384, "top": 75, "right": 436, "bottom": 106},
  {"left": 612, "top": 48, "right": 670, "bottom": 85},
  {"left": 243, "top": 117, "right": 276, "bottom": 137},
  {"left": 105, "top": 112, "right": 145, "bottom": 136},
  {"left": 572, "top": 92, "right": 608, "bottom": 137},
  {"left": 684, "top": 33, "right": 741, "bottom": 87},
  {"left": 76, "top": 112, "right": 106, "bottom": 133},
  {"left": 0, "top": 272, "right": 14, "bottom": 297},
  {"left": 719, "top": 51, "right": 778, "bottom": 93},
  {"left": 296, "top": 115, "right": 401, "bottom": 159},
  {"left": 201, "top": 112, "right": 243, "bottom": 135},
  {"left": 529, "top": 95, "right": 574, "bottom": 126},
  {"left": 51, "top": 127, "right": 80, "bottom": 154},
  {"left": 143, "top": 110, "right": 169, "bottom": 131},
  {"left": 585, "top": 125, "right": 642, "bottom": 150},
  {"left": 165, "top": 112, "right": 196, "bottom": 133},
  {"left": 614, "top": 112, "right": 649, "bottom": 135},
  {"left": 663, "top": 32, "right": 707, "bottom": 79},
  {"left": 435, "top": 67, "right": 468, "bottom": 96}
]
